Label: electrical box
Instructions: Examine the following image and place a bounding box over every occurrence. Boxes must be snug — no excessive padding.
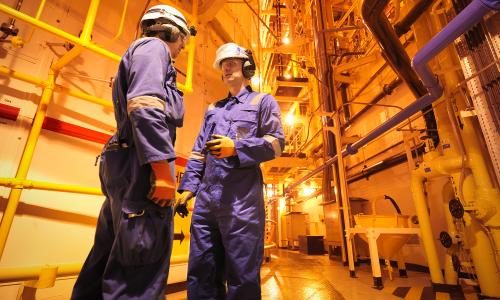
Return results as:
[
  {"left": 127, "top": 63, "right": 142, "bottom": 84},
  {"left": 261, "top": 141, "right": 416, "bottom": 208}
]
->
[{"left": 283, "top": 212, "right": 307, "bottom": 249}]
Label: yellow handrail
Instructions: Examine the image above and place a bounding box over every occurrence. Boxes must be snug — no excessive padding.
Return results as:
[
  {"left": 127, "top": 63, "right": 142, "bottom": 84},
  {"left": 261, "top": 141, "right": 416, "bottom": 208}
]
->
[
  {"left": 0, "top": 178, "right": 102, "bottom": 195},
  {"left": 25, "top": 0, "right": 47, "bottom": 43},
  {"left": 0, "top": 70, "right": 56, "bottom": 258},
  {"left": 0, "top": 255, "right": 188, "bottom": 283},
  {"left": 0, "top": 65, "right": 113, "bottom": 107},
  {"left": 0, "top": 3, "right": 121, "bottom": 62}
]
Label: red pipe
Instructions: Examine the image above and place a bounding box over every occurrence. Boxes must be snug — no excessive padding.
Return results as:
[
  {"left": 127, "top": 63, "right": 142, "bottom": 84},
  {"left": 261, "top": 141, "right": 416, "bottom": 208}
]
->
[
  {"left": 0, "top": 103, "right": 188, "bottom": 167},
  {"left": 0, "top": 103, "right": 20, "bottom": 121}
]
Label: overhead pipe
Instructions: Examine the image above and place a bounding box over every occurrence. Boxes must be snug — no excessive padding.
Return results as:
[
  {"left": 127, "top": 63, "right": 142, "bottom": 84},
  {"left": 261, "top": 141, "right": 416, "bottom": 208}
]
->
[
  {"left": 286, "top": 0, "right": 498, "bottom": 193},
  {"left": 411, "top": 0, "right": 500, "bottom": 294},
  {"left": 394, "top": 0, "right": 435, "bottom": 36},
  {"left": 361, "top": 0, "right": 440, "bottom": 147},
  {"left": 343, "top": 78, "right": 403, "bottom": 127}
]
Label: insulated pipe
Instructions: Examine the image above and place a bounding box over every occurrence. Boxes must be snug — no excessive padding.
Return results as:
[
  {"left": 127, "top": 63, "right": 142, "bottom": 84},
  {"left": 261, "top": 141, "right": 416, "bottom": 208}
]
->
[
  {"left": 333, "top": 113, "right": 356, "bottom": 277},
  {"left": 287, "top": 0, "right": 497, "bottom": 194},
  {"left": 394, "top": 0, "right": 435, "bottom": 36},
  {"left": 361, "top": 0, "right": 440, "bottom": 147},
  {"left": 411, "top": 172, "right": 445, "bottom": 283},
  {"left": 412, "top": 0, "right": 496, "bottom": 99}
]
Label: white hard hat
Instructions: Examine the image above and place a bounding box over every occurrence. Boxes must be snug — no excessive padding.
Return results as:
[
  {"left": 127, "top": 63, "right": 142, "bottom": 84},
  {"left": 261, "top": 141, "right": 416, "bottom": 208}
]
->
[
  {"left": 213, "top": 43, "right": 249, "bottom": 69},
  {"left": 141, "top": 5, "right": 189, "bottom": 36}
]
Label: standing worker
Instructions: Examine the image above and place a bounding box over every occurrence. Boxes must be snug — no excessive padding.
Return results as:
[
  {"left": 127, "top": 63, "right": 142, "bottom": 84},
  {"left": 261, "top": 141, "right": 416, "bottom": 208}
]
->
[
  {"left": 71, "top": 5, "right": 196, "bottom": 299},
  {"left": 175, "top": 42, "right": 285, "bottom": 299}
]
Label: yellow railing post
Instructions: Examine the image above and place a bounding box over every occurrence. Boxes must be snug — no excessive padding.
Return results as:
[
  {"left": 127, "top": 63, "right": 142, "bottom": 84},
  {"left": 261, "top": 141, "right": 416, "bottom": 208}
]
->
[
  {"left": 0, "top": 70, "right": 56, "bottom": 258},
  {"left": 0, "top": 0, "right": 102, "bottom": 259}
]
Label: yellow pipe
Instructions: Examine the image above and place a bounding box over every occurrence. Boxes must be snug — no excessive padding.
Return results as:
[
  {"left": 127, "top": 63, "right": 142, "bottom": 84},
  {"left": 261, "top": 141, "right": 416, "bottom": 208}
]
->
[
  {"left": 0, "top": 70, "right": 55, "bottom": 258},
  {"left": 78, "top": 0, "right": 100, "bottom": 43},
  {"left": 333, "top": 113, "right": 356, "bottom": 274},
  {"left": 0, "top": 65, "right": 113, "bottom": 107},
  {"left": 51, "top": 46, "right": 85, "bottom": 72},
  {"left": 183, "top": 0, "right": 198, "bottom": 93},
  {"left": 442, "top": 181, "right": 458, "bottom": 284},
  {"left": 0, "top": 255, "right": 189, "bottom": 283},
  {"left": 463, "top": 207, "right": 500, "bottom": 297},
  {"left": 0, "top": 263, "right": 82, "bottom": 283},
  {"left": 25, "top": 0, "right": 47, "bottom": 43},
  {"left": 52, "top": 0, "right": 99, "bottom": 72},
  {"left": 55, "top": 85, "right": 113, "bottom": 107},
  {"left": 102, "top": 0, "right": 129, "bottom": 46},
  {"left": 0, "top": 178, "right": 102, "bottom": 195},
  {"left": 0, "top": 65, "right": 44, "bottom": 87},
  {"left": 410, "top": 172, "right": 445, "bottom": 284},
  {"left": 0, "top": 3, "right": 121, "bottom": 62}
]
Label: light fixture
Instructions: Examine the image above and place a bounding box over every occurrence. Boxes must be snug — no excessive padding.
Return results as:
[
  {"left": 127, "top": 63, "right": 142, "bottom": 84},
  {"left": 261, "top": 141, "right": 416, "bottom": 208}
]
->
[
  {"left": 284, "top": 73, "right": 292, "bottom": 79},
  {"left": 285, "top": 113, "right": 295, "bottom": 126},
  {"left": 251, "top": 76, "right": 260, "bottom": 86},
  {"left": 302, "top": 186, "right": 316, "bottom": 197},
  {"left": 282, "top": 36, "right": 290, "bottom": 45}
]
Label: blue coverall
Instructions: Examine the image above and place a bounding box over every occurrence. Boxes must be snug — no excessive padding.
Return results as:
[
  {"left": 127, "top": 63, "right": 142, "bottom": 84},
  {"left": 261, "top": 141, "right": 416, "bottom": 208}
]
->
[
  {"left": 178, "top": 86, "right": 285, "bottom": 300},
  {"left": 71, "top": 37, "right": 183, "bottom": 300}
]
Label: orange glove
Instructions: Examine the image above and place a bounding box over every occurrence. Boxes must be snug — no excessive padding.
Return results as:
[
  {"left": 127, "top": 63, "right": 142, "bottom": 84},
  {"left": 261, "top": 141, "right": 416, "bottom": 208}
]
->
[
  {"left": 148, "top": 161, "right": 176, "bottom": 207},
  {"left": 206, "top": 134, "right": 236, "bottom": 158}
]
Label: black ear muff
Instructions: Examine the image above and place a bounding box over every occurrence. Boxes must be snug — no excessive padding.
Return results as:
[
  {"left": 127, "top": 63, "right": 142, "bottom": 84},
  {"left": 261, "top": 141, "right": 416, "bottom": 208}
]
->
[
  {"left": 146, "top": 23, "right": 181, "bottom": 43},
  {"left": 243, "top": 49, "right": 256, "bottom": 79}
]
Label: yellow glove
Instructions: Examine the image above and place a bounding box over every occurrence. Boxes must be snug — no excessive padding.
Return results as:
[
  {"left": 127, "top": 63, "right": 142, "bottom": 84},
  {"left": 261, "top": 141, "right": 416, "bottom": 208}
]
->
[
  {"left": 174, "top": 190, "right": 194, "bottom": 218},
  {"left": 148, "top": 161, "right": 176, "bottom": 207},
  {"left": 206, "top": 134, "right": 236, "bottom": 158}
]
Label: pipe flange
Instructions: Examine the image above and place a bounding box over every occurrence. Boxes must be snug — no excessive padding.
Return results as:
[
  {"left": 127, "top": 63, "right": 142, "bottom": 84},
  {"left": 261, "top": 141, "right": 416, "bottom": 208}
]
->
[
  {"left": 449, "top": 198, "right": 464, "bottom": 219},
  {"left": 439, "top": 231, "right": 453, "bottom": 248}
]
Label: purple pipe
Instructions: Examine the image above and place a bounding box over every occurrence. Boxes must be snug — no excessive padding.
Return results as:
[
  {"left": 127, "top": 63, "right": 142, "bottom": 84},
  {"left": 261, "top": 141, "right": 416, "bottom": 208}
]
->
[
  {"left": 346, "top": 0, "right": 495, "bottom": 155},
  {"left": 285, "top": 0, "right": 496, "bottom": 193}
]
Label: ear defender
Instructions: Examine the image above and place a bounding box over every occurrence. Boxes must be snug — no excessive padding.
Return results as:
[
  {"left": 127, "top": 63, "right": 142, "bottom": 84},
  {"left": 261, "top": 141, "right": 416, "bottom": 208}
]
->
[
  {"left": 145, "top": 23, "right": 181, "bottom": 43},
  {"left": 243, "top": 49, "right": 256, "bottom": 79}
]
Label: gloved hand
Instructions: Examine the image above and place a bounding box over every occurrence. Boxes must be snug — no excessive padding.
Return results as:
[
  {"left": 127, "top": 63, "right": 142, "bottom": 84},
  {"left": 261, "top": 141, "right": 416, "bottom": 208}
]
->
[
  {"left": 174, "top": 190, "right": 194, "bottom": 218},
  {"left": 206, "top": 134, "right": 236, "bottom": 158},
  {"left": 148, "top": 161, "right": 176, "bottom": 207}
]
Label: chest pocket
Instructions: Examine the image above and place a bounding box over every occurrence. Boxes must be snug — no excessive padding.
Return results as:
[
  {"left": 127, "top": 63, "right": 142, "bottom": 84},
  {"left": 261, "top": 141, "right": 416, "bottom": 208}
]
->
[{"left": 230, "top": 106, "right": 259, "bottom": 140}]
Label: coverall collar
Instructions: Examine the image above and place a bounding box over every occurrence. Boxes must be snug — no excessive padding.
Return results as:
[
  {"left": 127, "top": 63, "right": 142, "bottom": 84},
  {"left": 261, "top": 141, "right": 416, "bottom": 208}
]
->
[{"left": 226, "top": 85, "right": 253, "bottom": 103}]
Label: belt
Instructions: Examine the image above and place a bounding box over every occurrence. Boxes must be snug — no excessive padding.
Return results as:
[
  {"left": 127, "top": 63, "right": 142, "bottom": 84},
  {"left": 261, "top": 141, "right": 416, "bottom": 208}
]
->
[{"left": 105, "top": 141, "right": 129, "bottom": 152}]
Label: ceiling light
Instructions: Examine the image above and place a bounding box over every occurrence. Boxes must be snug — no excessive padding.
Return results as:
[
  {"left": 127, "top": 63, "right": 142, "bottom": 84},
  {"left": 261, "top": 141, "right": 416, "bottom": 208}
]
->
[
  {"left": 251, "top": 76, "right": 260, "bottom": 86},
  {"left": 282, "top": 36, "right": 290, "bottom": 45}
]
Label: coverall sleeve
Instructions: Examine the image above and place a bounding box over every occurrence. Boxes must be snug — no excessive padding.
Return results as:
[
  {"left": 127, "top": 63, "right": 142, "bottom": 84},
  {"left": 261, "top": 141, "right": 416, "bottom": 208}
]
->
[
  {"left": 178, "top": 112, "right": 211, "bottom": 194},
  {"left": 126, "top": 39, "right": 176, "bottom": 165},
  {"left": 235, "top": 95, "right": 285, "bottom": 168}
]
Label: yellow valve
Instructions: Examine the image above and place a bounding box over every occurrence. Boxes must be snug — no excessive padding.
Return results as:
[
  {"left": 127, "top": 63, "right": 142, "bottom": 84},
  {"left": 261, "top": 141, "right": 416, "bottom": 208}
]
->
[{"left": 10, "top": 36, "right": 24, "bottom": 48}]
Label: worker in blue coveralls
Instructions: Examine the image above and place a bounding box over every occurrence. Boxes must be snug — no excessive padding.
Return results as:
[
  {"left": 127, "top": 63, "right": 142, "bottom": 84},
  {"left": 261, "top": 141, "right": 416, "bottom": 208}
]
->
[
  {"left": 174, "top": 42, "right": 285, "bottom": 299},
  {"left": 71, "top": 5, "right": 195, "bottom": 300}
]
